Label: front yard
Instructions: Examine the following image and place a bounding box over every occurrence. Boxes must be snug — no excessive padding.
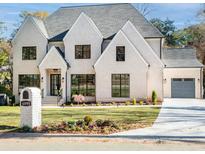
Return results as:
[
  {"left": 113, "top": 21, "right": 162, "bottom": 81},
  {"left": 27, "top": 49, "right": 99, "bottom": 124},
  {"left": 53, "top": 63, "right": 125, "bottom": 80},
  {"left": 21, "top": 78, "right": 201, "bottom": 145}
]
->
[{"left": 0, "top": 106, "right": 160, "bottom": 134}]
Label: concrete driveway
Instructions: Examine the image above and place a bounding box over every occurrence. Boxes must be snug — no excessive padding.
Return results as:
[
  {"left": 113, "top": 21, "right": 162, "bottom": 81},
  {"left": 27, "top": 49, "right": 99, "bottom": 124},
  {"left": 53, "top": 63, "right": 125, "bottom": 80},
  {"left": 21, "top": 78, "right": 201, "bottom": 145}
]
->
[{"left": 113, "top": 98, "right": 205, "bottom": 137}]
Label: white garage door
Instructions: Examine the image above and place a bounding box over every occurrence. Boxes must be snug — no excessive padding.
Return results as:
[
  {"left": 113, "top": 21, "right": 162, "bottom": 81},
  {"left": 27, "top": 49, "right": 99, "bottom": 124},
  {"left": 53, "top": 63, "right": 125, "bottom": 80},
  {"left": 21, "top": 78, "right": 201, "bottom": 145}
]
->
[{"left": 171, "top": 78, "right": 195, "bottom": 98}]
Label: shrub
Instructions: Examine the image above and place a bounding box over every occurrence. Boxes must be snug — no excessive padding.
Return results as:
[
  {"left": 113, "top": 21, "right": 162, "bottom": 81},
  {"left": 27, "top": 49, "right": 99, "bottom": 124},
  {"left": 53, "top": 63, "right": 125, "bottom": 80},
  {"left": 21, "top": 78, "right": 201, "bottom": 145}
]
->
[
  {"left": 139, "top": 100, "right": 143, "bottom": 105},
  {"left": 84, "top": 116, "right": 93, "bottom": 125},
  {"left": 67, "top": 120, "right": 76, "bottom": 127},
  {"left": 58, "top": 121, "right": 67, "bottom": 129},
  {"left": 21, "top": 125, "right": 32, "bottom": 132},
  {"left": 40, "top": 124, "right": 49, "bottom": 132},
  {"left": 153, "top": 101, "right": 158, "bottom": 105},
  {"left": 133, "top": 98, "right": 137, "bottom": 105},
  {"left": 152, "top": 90, "right": 157, "bottom": 103},
  {"left": 102, "top": 120, "right": 115, "bottom": 127},
  {"left": 72, "top": 94, "right": 85, "bottom": 105},
  {"left": 96, "top": 102, "right": 101, "bottom": 106},
  {"left": 111, "top": 102, "right": 116, "bottom": 105},
  {"left": 95, "top": 119, "right": 104, "bottom": 127},
  {"left": 75, "top": 126, "right": 83, "bottom": 131},
  {"left": 76, "top": 120, "right": 84, "bottom": 127},
  {"left": 125, "top": 101, "right": 130, "bottom": 106}
]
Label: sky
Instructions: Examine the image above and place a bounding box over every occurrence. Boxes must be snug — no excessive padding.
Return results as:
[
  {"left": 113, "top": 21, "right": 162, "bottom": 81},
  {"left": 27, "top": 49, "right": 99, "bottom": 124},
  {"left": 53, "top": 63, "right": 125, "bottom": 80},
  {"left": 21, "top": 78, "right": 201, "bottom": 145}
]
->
[{"left": 0, "top": 3, "right": 203, "bottom": 39}]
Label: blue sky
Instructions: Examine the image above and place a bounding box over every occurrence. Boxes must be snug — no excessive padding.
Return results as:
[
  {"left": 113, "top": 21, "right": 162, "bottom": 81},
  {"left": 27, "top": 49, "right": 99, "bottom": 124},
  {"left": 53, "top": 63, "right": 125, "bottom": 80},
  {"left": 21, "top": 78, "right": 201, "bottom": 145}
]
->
[{"left": 0, "top": 3, "right": 203, "bottom": 38}]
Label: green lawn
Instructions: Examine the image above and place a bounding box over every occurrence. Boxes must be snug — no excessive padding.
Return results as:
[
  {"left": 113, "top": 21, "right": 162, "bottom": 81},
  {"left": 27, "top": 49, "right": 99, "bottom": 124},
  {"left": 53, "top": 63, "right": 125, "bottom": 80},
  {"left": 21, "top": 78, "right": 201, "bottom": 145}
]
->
[{"left": 0, "top": 106, "right": 160, "bottom": 133}]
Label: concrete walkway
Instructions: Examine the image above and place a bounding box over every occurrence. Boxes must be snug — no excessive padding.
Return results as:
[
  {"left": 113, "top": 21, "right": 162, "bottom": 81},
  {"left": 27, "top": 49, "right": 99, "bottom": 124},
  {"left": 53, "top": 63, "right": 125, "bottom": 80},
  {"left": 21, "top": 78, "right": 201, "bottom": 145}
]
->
[
  {"left": 113, "top": 98, "right": 205, "bottom": 137},
  {"left": 42, "top": 104, "right": 161, "bottom": 109}
]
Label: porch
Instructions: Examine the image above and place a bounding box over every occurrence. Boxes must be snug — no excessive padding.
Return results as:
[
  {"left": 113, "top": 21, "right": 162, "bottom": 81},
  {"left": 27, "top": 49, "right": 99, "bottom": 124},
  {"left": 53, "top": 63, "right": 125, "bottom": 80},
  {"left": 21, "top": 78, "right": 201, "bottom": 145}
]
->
[{"left": 39, "top": 46, "right": 69, "bottom": 105}]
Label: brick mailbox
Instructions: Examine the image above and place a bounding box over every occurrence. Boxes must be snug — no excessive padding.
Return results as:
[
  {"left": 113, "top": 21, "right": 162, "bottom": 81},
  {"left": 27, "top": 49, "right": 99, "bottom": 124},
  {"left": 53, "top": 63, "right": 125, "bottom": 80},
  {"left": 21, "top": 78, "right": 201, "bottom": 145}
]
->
[{"left": 20, "top": 87, "right": 42, "bottom": 128}]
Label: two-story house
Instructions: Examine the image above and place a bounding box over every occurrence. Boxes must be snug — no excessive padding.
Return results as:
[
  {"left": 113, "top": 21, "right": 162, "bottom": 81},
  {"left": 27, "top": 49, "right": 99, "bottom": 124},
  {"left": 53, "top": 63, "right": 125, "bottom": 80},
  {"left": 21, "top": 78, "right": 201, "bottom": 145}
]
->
[{"left": 12, "top": 3, "right": 203, "bottom": 105}]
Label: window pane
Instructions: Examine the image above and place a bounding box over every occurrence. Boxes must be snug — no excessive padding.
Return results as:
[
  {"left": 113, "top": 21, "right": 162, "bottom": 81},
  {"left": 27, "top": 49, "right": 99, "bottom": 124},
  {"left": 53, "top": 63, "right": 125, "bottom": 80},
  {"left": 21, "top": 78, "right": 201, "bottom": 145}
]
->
[
  {"left": 112, "top": 74, "right": 129, "bottom": 97},
  {"left": 22, "top": 46, "right": 36, "bottom": 60},
  {"left": 75, "top": 45, "right": 83, "bottom": 59},
  {"left": 71, "top": 74, "right": 95, "bottom": 97},
  {"left": 83, "top": 45, "right": 91, "bottom": 59},
  {"left": 87, "top": 74, "right": 95, "bottom": 96},
  {"left": 112, "top": 74, "right": 121, "bottom": 97},
  {"left": 75, "top": 45, "right": 91, "bottom": 59},
  {"left": 116, "top": 46, "right": 125, "bottom": 61},
  {"left": 19, "top": 74, "right": 40, "bottom": 89}
]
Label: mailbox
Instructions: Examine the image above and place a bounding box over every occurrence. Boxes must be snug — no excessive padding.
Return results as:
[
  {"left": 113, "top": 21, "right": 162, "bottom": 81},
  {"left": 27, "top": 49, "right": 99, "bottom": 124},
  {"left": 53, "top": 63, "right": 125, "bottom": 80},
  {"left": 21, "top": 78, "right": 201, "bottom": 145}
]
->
[{"left": 20, "top": 87, "right": 41, "bottom": 128}]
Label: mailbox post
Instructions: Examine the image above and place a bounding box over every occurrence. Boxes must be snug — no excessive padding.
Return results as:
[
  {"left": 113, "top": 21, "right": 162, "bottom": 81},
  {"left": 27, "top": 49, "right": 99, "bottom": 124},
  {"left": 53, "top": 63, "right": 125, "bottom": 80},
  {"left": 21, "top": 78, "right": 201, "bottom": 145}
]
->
[{"left": 20, "top": 87, "right": 41, "bottom": 128}]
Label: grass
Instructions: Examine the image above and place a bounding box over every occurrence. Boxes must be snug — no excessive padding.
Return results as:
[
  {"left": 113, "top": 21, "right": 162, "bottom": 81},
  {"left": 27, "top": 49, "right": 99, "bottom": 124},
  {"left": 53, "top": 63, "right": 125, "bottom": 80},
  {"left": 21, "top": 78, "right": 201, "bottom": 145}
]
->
[{"left": 0, "top": 106, "right": 160, "bottom": 133}]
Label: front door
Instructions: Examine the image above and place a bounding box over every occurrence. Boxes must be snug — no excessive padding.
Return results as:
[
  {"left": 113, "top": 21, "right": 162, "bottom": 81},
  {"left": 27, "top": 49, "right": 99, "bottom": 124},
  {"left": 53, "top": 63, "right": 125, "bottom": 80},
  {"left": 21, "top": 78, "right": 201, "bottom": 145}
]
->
[{"left": 50, "top": 74, "right": 61, "bottom": 96}]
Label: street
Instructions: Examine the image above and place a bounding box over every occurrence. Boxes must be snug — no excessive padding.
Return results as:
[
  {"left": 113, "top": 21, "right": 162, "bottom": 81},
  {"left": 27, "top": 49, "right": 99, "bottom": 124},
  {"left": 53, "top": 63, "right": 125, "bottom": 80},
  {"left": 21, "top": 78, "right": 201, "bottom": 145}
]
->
[{"left": 0, "top": 135, "right": 205, "bottom": 151}]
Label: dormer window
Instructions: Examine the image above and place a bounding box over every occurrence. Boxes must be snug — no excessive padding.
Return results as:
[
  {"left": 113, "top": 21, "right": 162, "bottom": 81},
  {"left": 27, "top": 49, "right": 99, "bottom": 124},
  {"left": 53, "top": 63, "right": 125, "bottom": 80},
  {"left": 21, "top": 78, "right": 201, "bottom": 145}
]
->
[
  {"left": 22, "top": 46, "right": 37, "bottom": 60},
  {"left": 116, "top": 46, "right": 125, "bottom": 61},
  {"left": 75, "top": 45, "right": 91, "bottom": 59}
]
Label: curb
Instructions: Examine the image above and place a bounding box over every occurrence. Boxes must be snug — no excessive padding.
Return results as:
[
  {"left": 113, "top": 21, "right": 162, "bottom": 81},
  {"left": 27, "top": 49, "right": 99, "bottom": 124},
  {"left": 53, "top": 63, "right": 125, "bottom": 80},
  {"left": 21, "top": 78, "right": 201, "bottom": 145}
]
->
[{"left": 1, "top": 133, "right": 205, "bottom": 143}]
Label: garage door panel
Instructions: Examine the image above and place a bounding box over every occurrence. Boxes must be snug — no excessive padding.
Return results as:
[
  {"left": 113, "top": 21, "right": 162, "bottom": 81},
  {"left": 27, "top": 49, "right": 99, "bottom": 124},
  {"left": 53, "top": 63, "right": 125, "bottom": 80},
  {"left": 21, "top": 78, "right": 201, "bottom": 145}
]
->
[{"left": 171, "top": 78, "right": 195, "bottom": 98}]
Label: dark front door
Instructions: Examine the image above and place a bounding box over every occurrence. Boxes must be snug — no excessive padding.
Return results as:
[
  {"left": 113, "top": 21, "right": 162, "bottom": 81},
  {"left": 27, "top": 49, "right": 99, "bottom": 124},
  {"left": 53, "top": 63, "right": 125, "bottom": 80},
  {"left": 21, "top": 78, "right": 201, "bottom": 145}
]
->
[{"left": 50, "top": 74, "right": 61, "bottom": 96}]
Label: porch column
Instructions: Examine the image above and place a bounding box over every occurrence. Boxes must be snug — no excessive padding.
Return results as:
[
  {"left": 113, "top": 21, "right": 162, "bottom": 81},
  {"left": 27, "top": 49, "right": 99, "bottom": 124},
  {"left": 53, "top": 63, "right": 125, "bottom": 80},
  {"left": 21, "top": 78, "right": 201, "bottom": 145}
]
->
[
  {"left": 40, "top": 69, "right": 47, "bottom": 98},
  {"left": 61, "top": 68, "right": 67, "bottom": 101}
]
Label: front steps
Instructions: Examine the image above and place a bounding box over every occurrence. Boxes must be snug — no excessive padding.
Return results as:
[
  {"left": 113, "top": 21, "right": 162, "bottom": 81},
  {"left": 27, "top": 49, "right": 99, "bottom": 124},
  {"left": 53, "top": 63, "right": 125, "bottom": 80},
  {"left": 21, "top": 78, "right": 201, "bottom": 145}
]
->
[{"left": 42, "top": 96, "right": 58, "bottom": 106}]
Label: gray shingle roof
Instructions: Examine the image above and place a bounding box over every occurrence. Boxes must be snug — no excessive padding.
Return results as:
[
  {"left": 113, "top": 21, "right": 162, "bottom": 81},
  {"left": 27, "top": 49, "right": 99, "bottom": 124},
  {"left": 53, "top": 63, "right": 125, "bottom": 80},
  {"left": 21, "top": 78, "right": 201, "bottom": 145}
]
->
[
  {"left": 54, "top": 46, "right": 70, "bottom": 67},
  {"left": 44, "top": 3, "right": 163, "bottom": 39},
  {"left": 162, "top": 48, "right": 203, "bottom": 68}
]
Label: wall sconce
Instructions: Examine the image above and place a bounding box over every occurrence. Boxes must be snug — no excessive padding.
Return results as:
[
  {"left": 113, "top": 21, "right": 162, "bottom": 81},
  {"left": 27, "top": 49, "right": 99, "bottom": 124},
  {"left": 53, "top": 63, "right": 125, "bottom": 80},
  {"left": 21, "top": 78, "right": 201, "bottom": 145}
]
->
[
  {"left": 41, "top": 77, "right": 43, "bottom": 82},
  {"left": 198, "top": 78, "right": 200, "bottom": 81},
  {"left": 62, "top": 77, "right": 64, "bottom": 83}
]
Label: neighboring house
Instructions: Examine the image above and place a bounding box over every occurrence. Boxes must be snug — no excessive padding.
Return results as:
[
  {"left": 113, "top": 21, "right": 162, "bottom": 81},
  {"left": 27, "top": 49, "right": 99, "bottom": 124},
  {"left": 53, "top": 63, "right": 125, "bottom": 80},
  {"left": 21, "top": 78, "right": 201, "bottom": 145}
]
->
[{"left": 11, "top": 3, "right": 203, "bottom": 104}]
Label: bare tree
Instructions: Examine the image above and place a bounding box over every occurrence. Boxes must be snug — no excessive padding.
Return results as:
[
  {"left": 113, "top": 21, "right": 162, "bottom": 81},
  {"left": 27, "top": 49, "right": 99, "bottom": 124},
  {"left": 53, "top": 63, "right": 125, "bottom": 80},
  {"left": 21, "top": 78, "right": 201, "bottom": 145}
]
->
[
  {"left": 197, "top": 3, "right": 205, "bottom": 22},
  {"left": 135, "top": 3, "right": 152, "bottom": 16}
]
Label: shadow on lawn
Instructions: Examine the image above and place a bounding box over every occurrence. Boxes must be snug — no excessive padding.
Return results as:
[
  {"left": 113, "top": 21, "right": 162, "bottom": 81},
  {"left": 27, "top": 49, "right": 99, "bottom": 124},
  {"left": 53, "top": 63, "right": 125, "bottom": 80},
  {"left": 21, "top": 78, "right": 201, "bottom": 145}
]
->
[{"left": 0, "top": 125, "right": 19, "bottom": 133}]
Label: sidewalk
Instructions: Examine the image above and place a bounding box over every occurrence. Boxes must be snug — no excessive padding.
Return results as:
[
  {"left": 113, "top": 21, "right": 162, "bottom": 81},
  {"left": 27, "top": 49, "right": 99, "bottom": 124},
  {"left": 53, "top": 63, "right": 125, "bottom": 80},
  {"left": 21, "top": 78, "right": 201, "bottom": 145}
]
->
[{"left": 42, "top": 104, "right": 162, "bottom": 109}]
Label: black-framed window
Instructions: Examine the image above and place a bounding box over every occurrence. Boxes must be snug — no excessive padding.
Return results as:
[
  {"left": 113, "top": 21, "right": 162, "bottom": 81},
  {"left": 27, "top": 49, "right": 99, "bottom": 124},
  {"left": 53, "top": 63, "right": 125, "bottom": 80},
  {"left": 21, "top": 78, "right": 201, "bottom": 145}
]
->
[
  {"left": 75, "top": 45, "right": 91, "bottom": 59},
  {"left": 18, "top": 74, "right": 40, "bottom": 89},
  {"left": 22, "top": 46, "right": 37, "bottom": 60},
  {"left": 112, "top": 74, "right": 129, "bottom": 97},
  {"left": 71, "top": 74, "right": 95, "bottom": 96},
  {"left": 116, "top": 46, "right": 125, "bottom": 61}
]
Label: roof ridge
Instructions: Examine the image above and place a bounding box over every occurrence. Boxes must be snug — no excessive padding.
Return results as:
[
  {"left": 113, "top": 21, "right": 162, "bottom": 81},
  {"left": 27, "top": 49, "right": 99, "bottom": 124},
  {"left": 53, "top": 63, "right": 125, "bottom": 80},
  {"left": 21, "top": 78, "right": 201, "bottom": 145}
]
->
[{"left": 60, "top": 3, "right": 129, "bottom": 9}]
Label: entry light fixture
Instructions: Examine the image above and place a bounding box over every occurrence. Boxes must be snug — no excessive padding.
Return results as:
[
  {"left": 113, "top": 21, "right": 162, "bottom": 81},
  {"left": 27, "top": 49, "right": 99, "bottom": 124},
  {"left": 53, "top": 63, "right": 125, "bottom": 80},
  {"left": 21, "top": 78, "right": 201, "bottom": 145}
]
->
[
  {"left": 62, "top": 77, "right": 64, "bottom": 83},
  {"left": 41, "top": 77, "right": 43, "bottom": 82}
]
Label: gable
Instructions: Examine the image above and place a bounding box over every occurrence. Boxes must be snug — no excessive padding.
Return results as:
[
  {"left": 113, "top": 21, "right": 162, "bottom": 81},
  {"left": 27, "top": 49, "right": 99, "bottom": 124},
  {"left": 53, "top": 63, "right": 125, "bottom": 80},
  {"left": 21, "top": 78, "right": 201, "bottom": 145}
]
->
[
  {"left": 39, "top": 46, "right": 68, "bottom": 70},
  {"left": 63, "top": 12, "right": 103, "bottom": 42},
  {"left": 12, "top": 17, "right": 48, "bottom": 45},
  {"left": 122, "top": 21, "right": 164, "bottom": 68},
  {"left": 94, "top": 30, "right": 149, "bottom": 70}
]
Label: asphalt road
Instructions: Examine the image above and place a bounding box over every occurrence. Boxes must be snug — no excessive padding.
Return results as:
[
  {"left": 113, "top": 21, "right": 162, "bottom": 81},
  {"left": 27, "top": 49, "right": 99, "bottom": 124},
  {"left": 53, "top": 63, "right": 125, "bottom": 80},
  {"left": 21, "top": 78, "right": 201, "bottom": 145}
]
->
[{"left": 0, "top": 136, "right": 205, "bottom": 151}]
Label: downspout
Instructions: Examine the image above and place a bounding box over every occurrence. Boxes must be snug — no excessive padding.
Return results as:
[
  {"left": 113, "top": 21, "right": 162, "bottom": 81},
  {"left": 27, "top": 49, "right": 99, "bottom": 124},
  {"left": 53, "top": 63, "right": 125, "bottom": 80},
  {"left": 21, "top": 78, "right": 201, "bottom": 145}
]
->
[
  {"left": 146, "top": 65, "right": 150, "bottom": 100},
  {"left": 159, "top": 38, "right": 162, "bottom": 59},
  {"left": 162, "top": 66, "right": 164, "bottom": 102},
  {"left": 65, "top": 70, "right": 67, "bottom": 103},
  {"left": 201, "top": 67, "right": 203, "bottom": 99}
]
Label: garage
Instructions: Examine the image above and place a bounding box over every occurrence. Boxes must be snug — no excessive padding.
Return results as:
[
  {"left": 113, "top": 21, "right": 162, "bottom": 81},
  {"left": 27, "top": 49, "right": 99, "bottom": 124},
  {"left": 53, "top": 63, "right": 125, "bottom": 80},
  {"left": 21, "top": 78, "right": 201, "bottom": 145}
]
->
[{"left": 171, "top": 78, "right": 195, "bottom": 98}]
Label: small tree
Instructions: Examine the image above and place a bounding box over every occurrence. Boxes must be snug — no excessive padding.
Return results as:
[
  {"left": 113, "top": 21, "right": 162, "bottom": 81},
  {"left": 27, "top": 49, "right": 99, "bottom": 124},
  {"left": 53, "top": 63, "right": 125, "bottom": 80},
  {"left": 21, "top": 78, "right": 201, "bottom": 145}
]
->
[{"left": 152, "top": 90, "right": 157, "bottom": 104}]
